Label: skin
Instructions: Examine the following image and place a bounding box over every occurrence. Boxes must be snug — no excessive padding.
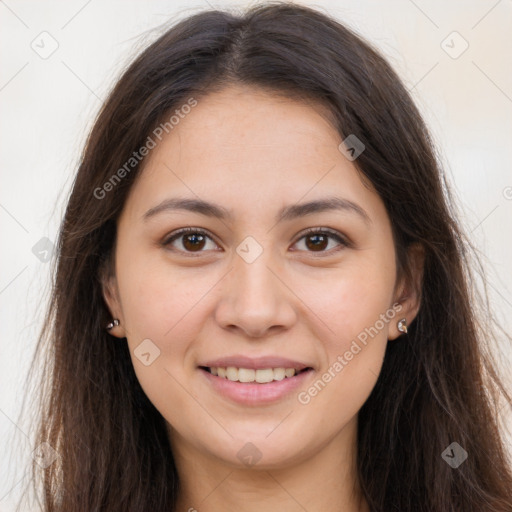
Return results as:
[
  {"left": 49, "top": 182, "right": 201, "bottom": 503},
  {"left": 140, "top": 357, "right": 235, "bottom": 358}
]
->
[{"left": 103, "top": 84, "right": 423, "bottom": 511}]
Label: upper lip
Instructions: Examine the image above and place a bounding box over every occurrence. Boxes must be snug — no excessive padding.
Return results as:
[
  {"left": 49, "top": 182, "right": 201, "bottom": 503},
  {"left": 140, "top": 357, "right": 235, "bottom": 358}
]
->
[{"left": 199, "top": 355, "right": 312, "bottom": 371}]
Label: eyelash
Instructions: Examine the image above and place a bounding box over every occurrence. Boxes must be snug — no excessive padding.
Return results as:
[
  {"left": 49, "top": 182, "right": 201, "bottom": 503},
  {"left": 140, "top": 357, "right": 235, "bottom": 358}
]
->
[{"left": 162, "top": 226, "right": 350, "bottom": 256}]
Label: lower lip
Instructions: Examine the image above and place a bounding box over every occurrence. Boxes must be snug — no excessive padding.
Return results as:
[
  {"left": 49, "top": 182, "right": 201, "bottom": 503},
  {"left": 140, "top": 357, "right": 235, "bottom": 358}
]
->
[{"left": 200, "top": 368, "right": 314, "bottom": 405}]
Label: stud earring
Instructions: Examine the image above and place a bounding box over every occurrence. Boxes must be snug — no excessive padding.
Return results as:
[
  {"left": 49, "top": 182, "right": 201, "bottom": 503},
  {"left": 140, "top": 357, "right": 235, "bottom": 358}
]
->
[
  {"left": 397, "top": 318, "right": 408, "bottom": 334},
  {"left": 106, "top": 319, "right": 120, "bottom": 331}
]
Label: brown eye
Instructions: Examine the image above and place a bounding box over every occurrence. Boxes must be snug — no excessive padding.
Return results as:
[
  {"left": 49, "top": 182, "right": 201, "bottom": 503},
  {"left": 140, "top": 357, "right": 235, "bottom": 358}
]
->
[
  {"left": 163, "top": 228, "right": 218, "bottom": 254},
  {"left": 293, "top": 228, "right": 349, "bottom": 255},
  {"left": 304, "top": 233, "right": 329, "bottom": 251},
  {"left": 182, "top": 233, "right": 206, "bottom": 251}
]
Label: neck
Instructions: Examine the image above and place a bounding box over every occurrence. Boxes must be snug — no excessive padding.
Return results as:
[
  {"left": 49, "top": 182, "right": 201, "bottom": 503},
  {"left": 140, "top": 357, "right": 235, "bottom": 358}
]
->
[{"left": 170, "top": 416, "right": 370, "bottom": 512}]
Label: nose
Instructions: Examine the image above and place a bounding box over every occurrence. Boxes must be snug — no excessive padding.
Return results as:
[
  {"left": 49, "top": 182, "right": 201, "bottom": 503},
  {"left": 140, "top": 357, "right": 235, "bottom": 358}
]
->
[{"left": 214, "top": 248, "right": 297, "bottom": 339}]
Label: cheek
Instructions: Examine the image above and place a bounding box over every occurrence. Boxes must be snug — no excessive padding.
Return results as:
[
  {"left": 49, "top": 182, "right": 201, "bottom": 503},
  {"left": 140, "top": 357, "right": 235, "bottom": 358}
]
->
[
  {"left": 298, "top": 253, "right": 395, "bottom": 409},
  {"left": 115, "top": 256, "right": 216, "bottom": 426},
  {"left": 116, "top": 244, "right": 216, "bottom": 342},
  {"left": 307, "top": 253, "right": 396, "bottom": 351}
]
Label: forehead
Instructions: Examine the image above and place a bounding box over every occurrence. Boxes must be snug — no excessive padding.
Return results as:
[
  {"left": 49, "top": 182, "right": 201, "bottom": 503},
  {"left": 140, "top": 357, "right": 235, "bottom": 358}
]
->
[{"left": 122, "top": 84, "right": 382, "bottom": 223}]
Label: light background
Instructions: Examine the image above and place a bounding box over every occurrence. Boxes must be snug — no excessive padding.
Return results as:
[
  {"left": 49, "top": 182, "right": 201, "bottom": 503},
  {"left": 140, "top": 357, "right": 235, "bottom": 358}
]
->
[{"left": 1, "top": 0, "right": 511, "bottom": 509}]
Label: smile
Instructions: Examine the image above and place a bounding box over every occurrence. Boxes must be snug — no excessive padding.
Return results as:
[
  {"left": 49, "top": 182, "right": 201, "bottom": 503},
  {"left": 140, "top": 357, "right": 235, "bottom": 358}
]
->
[{"left": 199, "top": 366, "right": 314, "bottom": 405}]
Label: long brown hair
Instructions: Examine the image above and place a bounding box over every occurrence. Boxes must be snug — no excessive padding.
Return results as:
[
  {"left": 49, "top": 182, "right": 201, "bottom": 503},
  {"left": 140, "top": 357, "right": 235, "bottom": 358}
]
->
[{"left": 19, "top": 2, "right": 512, "bottom": 510}]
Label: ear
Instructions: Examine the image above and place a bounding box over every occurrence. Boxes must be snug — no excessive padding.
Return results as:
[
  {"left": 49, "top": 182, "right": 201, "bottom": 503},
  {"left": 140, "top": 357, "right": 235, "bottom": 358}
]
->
[
  {"left": 388, "top": 243, "right": 424, "bottom": 340},
  {"left": 99, "top": 257, "right": 126, "bottom": 338}
]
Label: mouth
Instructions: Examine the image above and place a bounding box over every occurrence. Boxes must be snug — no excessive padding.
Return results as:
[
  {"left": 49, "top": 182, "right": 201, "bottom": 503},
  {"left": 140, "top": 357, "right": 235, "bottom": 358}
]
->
[
  {"left": 199, "top": 365, "right": 313, "bottom": 383},
  {"left": 198, "top": 364, "right": 315, "bottom": 405}
]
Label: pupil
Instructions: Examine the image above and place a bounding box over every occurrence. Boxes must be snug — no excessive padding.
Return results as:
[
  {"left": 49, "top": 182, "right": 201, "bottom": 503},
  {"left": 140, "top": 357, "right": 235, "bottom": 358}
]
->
[
  {"left": 184, "top": 234, "right": 205, "bottom": 251},
  {"left": 306, "top": 234, "right": 327, "bottom": 251}
]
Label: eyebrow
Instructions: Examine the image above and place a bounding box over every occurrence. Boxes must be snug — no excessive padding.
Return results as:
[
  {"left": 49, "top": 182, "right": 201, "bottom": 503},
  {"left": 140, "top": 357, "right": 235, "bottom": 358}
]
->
[{"left": 142, "top": 196, "right": 371, "bottom": 225}]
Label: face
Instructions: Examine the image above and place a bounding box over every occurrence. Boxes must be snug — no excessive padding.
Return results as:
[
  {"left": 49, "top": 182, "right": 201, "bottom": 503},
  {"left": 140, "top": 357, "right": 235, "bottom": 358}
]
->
[{"left": 103, "top": 84, "right": 419, "bottom": 469}]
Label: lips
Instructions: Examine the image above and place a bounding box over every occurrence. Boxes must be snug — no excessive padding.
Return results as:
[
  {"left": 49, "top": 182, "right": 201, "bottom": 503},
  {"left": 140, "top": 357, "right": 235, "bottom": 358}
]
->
[
  {"left": 197, "top": 355, "right": 314, "bottom": 404},
  {"left": 199, "top": 362, "right": 314, "bottom": 405}
]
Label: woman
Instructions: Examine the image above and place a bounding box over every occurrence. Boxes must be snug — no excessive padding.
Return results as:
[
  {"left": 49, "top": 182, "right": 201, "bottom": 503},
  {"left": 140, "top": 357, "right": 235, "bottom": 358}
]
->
[{"left": 25, "top": 2, "right": 512, "bottom": 510}]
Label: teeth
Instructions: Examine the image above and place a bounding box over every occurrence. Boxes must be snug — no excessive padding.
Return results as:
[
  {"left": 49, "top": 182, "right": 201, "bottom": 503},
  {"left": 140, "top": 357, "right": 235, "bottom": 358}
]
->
[
  {"left": 284, "top": 368, "right": 295, "bottom": 378},
  {"left": 238, "top": 368, "right": 255, "bottom": 382},
  {"left": 207, "top": 366, "right": 303, "bottom": 382},
  {"left": 273, "top": 368, "right": 285, "bottom": 381},
  {"left": 255, "top": 369, "right": 274, "bottom": 383},
  {"left": 226, "top": 367, "right": 238, "bottom": 381}
]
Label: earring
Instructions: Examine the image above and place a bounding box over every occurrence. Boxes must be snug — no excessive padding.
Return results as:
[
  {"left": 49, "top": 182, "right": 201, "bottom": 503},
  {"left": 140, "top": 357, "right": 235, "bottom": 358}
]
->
[
  {"left": 397, "top": 318, "right": 408, "bottom": 334},
  {"left": 106, "top": 319, "right": 120, "bottom": 331}
]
